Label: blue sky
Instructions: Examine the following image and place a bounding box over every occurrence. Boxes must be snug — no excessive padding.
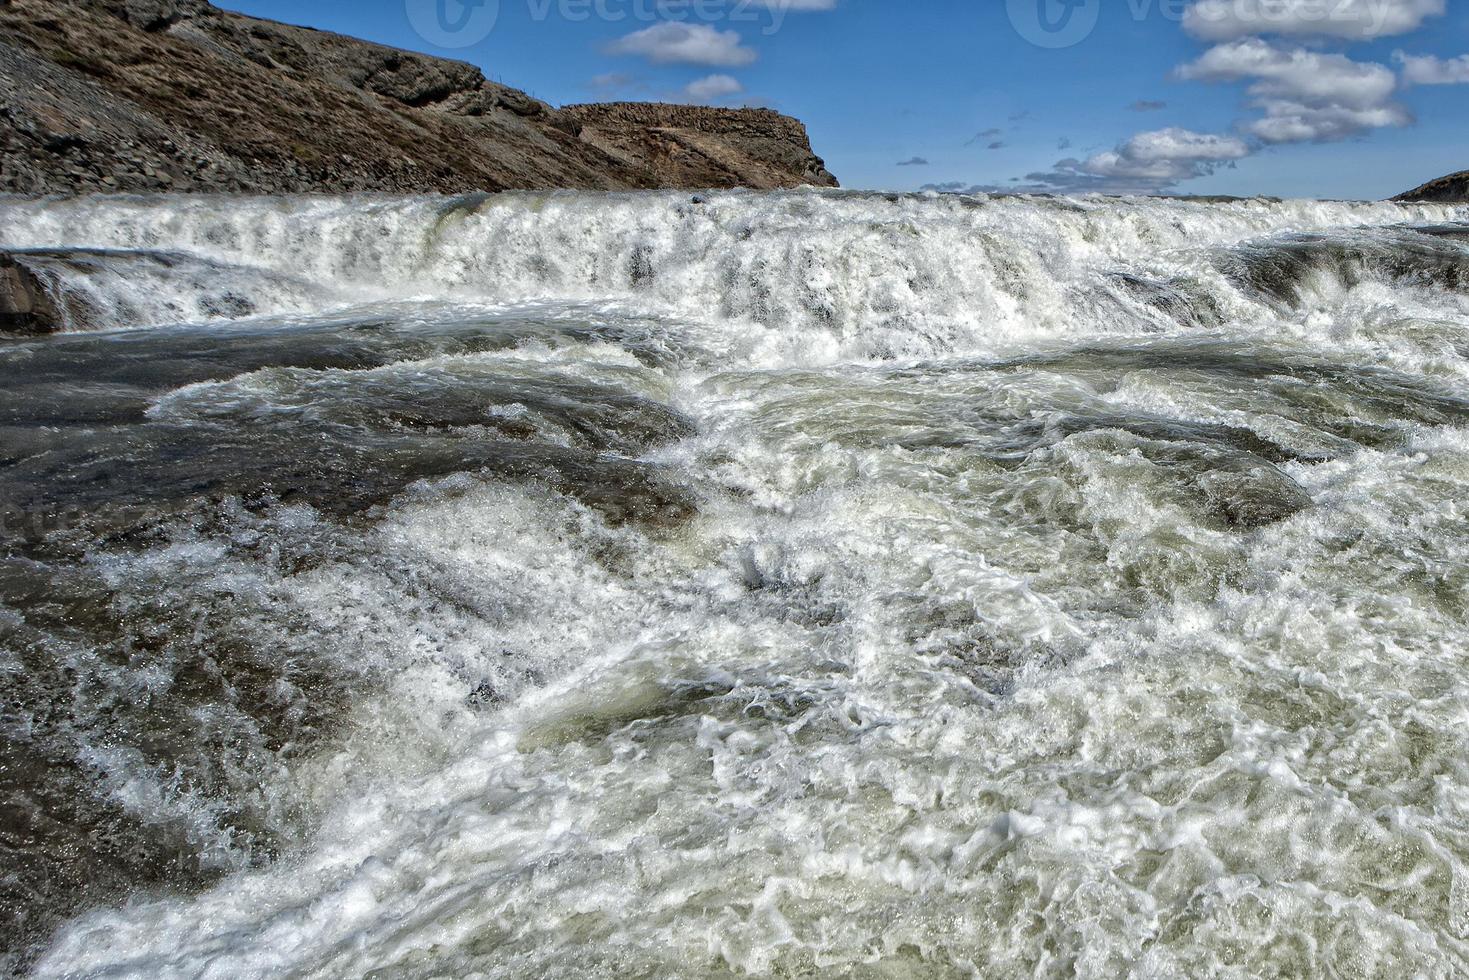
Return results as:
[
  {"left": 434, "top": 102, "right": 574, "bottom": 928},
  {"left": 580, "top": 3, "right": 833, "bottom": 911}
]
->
[{"left": 218, "top": 0, "right": 1469, "bottom": 199}]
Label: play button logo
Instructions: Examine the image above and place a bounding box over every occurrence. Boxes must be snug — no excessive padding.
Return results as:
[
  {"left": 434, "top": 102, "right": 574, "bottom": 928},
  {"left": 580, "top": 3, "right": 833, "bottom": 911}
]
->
[
  {"left": 407, "top": 0, "right": 500, "bottom": 49},
  {"left": 1007, "top": 0, "right": 1100, "bottom": 49}
]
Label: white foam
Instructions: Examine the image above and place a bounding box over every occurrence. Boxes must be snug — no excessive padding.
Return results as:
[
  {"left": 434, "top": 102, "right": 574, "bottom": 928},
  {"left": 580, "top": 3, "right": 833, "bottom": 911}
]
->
[
  {"left": 3, "top": 191, "right": 1466, "bottom": 356},
  {"left": 18, "top": 191, "right": 1469, "bottom": 977}
]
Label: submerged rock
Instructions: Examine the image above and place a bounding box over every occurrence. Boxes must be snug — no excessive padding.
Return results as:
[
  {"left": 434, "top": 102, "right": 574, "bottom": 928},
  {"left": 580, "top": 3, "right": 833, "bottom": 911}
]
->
[
  {"left": 1194, "top": 463, "right": 1313, "bottom": 530},
  {"left": 1107, "top": 272, "right": 1224, "bottom": 330}
]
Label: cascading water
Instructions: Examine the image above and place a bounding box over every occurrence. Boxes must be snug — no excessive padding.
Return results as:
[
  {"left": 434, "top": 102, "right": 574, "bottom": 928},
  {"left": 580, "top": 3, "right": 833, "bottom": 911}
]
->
[{"left": 4, "top": 189, "right": 1469, "bottom": 977}]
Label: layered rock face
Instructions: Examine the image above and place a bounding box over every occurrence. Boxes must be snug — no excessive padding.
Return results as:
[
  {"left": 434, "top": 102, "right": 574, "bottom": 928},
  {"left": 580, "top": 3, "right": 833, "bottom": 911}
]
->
[
  {"left": 0, "top": 0, "right": 838, "bottom": 195},
  {"left": 562, "top": 103, "right": 838, "bottom": 191},
  {"left": 1394, "top": 172, "right": 1469, "bottom": 204}
]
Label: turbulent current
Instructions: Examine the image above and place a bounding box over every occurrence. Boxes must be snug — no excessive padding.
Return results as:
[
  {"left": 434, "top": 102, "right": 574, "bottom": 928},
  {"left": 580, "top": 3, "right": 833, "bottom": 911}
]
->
[{"left": 5, "top": 190, "right": 1469, "bottom": 977}]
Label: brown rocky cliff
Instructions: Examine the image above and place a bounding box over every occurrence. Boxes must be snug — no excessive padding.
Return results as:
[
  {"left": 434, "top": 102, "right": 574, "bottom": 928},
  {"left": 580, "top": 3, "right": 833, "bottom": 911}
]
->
[
  {"left": 0, "top": 0, "right": 838, "bottom": 195},
  {"left": 562, "top": 103, "right": 837, "bottom": 190},
  {"left": 1394, "top": 171, "right": 1469, "bottom": 204}
]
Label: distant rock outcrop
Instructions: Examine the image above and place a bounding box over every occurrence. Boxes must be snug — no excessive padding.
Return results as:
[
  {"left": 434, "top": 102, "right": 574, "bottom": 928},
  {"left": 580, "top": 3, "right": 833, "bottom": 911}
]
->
[
  {"left": 1394, "top": 172, "right": 1469, "bottom": 204},
  {"left": 0, "top": 0, "right": 838, "bottom": 196},
  {"left": 562, "top": 103, "right": 838, "bottom": 191}
]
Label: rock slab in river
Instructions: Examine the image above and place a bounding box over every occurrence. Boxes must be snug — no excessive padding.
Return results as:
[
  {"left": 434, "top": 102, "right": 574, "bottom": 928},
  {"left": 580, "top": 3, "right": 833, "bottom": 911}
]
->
[
  {"left": 0, "top": 0, "right": 838, "bottom": 195},
  {"left": 0, "top": 253, "right": 60, "bottom": 335}
]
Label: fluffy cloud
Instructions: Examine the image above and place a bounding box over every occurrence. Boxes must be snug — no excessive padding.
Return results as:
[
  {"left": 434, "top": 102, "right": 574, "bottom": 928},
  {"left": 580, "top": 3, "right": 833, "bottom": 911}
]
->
[
  {"left": 1396, "top": 51, "right": 1469, "bottom": 84},
  {"left": 1246, "top": 100, "right": 1412, "bottom": 141},
  {"left": 1178, "top": 39, "right": 1411, "bottom": 142},
  {"left": 606, "top": 23, "right": 757, "bottom": 67},
  {"left": 1179, "top": 39, "right": 1397, "bottom": 106},
  {"left": 992, "top": 0, "right": 1440, "bottom": 195},
  {"left": 896, "top": 157, "right": 930, "bottom": 166},
  {"left": 1073, "top": 127, "right": 1251, "bottom": 181},
  {"left": 1017, "top": 128, "right": 1251, "bottom": 195},
  {"left": 1130, "top": 100, "right": 1168, "bottom": 111},
  {"left": 681, "top": 74, "right": 744, "bottom": 102},
  {"left": 1183, "top": 0, "right": 1444, "bottom": 41}
]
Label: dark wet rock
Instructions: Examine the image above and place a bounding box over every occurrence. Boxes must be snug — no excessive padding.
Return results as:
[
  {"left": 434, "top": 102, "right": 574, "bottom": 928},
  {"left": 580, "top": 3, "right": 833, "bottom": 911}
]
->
[
  {"left": 999, "top": 341, "right": 1469, "bottom": 447},
  {"left": 0, "top": 0, "right": 837, "bottom": 195},
  {"left": 1000, "top": 416, "right": 1312, "bottom": 529},
  {"left": 1107, "top": 272, "right": 1224, "bottom": 329},
  {"left": 1121, "top": 439, "right": 1314, "bottom": 530},
  {"left": 1069, "top": 414, "right": 1305, "bottom": 465},
  {"left": 0, "top": 247, "right": 297, "bottom": 333},
  {"left": 0, "top": 315, "right": 701, "bottom": 536},
  {"left": 0, "top": 312, "right": 689, "bottom": 427},
  {"left": 515, "top": 673, "right": 738, "bottom": 751},
  {"left": 1195, "top": 463, "right": 1313, "bottom": 530},
  {"left": 1408, "top": 224, "right": 1469, "bottom": 241},
  {"left": 0, "top": 303, "right": 707, "bottom": 970},
  {"left": 952, "top": 411, "right": 1311, "bottom": 468},
  {"left": 0, "top": 527, "right": 373, "bottom": 973},
  {"left": 1217, "top": 229, "right": 1469, "bottom": 308},
  {"left": 1068, "top": 431, "right": 1314, "bottom": 532},
  {"left": 0, "top": 252, "right": 62, "bottom": 335},
  {"left": 0, "top": 405, "right": 700, "bottom": 537}
]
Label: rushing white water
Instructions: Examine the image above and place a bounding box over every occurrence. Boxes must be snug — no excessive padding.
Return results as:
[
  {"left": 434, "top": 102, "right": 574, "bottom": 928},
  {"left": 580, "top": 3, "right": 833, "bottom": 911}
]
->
[
  {"left": 4, "top": 190, "right": 1465, "bottom": 355},
  {"left": 6, "top": 190, "right": 1469, "bottom": 978}
]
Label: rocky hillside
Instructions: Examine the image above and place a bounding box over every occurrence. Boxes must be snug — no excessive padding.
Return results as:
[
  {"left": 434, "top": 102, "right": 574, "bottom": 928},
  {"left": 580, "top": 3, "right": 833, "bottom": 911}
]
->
[
  {"left": 1394, "top": 171, "right": 1469, "bottom": 204},
  {"left": 0, "top": 0, "right": 837, "bottom": 196}
]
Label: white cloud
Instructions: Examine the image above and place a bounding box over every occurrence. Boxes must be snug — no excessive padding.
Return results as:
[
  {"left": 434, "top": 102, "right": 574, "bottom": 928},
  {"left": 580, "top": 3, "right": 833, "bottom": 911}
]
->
[
  {"left": 1396, "top": 51, "right": 1469, "bottom": 84},
  {"left": 682, "top": 73, "right": 744, "bottom": 102},
  {"left": 1076, "top": 128, "right": 1251, "bottom": 182},
  {"left": 1179, "top": 40, "right": 1398, "bottom": 107},
  {"left": 1012, "top": 127, "right": 1252, "bottom": 195},
  {"left": 991, "top": 0, "right": 1440, "bottom": 194},
  {"left": 606, "top": 23, "right": 757, "bottom": 67},
  {"left": 1178, "top": 39, "right": 1411, "bottom": 142},
  {"left": 1247, "top": 100, "right": 1411, "bottom": 141},
  {"left": 1183, "top": 0, "right": 1444, "bottom": 41}
]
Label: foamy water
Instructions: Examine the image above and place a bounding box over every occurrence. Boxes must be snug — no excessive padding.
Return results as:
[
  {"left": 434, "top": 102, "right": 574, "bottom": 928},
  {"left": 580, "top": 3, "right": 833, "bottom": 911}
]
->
[{"left": 4, "top": 190, "right": 1469, "bottom": 977}]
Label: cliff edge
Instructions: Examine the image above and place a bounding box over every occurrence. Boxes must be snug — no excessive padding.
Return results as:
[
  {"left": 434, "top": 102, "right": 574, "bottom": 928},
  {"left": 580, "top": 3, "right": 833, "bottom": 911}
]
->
[
  {"left": 1393, "top": 172, "right": 1469, "bottom": 204},
  {"left": 0, "top": 0, "right": 838, "bottom": 195}
]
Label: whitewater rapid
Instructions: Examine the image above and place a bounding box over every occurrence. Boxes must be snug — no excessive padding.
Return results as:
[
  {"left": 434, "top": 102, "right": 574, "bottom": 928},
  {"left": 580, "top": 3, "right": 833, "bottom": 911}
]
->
[{"left": 5, "top": 190, "right": 1469, "bottom": 977}]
